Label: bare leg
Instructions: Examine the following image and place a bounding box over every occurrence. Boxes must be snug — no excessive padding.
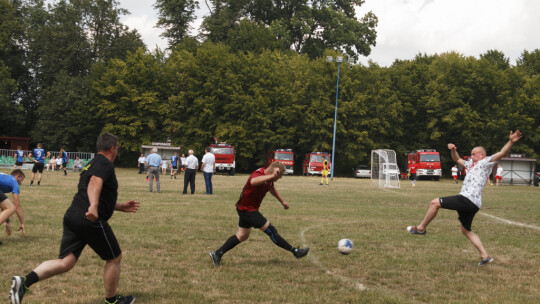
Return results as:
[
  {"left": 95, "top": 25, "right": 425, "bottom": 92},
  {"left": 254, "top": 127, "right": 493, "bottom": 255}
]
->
[
  {"left": 104, "top": 255, "right": 122, "bottom": 298},
  {"left": 417, "top": 198, "right": 441, "bottom": 231},
  {"left": 0, "top": 199, "right": 16, "bottom": 224},
  {"left": 461, "top": 225, "right": 489, "bottom": 259},
  {"left": 33, "top": 253, "right": 77, "bottom": 281}
]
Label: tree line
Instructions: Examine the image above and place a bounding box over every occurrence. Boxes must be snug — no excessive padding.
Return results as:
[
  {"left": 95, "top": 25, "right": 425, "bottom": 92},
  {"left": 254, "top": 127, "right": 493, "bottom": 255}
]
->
[{"left": 1, "top": 0, "right": 538, "bottom": 174}]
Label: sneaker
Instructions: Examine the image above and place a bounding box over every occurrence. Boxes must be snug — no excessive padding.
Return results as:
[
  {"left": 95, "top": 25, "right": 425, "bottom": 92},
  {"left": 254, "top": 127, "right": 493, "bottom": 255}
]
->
[
  {"left": 105, "top": 295, "right": 135, "bottom": 304},
  {"left": 319, "top": 183, "right": 323, "bottom": 186},
  {"left": 9, "top": 276, "right": 26, "bottom": 304},
  {"left": 293, "top": 247, "right": 310, "bottom": 259},
  {"left": 478, "top": 257, "right": 493, "bottom": 266},
  {"left": 407, "top": 226, "right": 426, "bottom": 235},
  {"left": 210, "top": 251, "right": 221, "bottom": 266},
  {"left": 0, "top": 239, "right": 3, "bottom": 245}
]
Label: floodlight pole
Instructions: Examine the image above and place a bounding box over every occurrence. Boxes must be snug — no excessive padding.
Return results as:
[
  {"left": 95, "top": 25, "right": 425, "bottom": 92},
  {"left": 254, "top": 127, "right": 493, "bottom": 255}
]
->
[{"left": 326, "top": 55, "right": 354, "bottom": 180}]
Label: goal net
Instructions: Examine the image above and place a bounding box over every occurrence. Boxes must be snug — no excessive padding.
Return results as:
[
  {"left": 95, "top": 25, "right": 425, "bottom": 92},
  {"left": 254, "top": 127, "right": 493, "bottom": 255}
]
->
[{"left": 371, "top": 149, "right": 401, "bottom": 189}]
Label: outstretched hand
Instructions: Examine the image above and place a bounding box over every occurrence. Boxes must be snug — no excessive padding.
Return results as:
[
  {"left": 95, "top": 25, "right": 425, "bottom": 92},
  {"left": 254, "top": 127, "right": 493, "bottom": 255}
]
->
[
  {"left": 509, "top": 130, "right": 522, "bottom": 143},
  {"left": 119, "top": 200, "right": 140, "bottom": 213},
  {"left": 447, "top": 143, "right": 457, "bottom": 151}
]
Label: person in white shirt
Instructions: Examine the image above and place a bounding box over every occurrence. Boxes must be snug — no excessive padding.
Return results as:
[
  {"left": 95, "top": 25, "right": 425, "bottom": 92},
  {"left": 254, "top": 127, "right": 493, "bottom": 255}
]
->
[
  {"left": 138, "top": 154, "right": 145, "bottom": 174},
  {"left": 495, "top": 165, "right": 503, "bottom": 186},
  {"left": 201, "top": 147, "right": 216, "bottom": 195},
  {"left": 161, "top": 158, "right": 168, "bottom": 174},
  {"left": 55, "top": 156, "right": 62, "bottom": 171},
  {"left": 183, "top": 150, "right": 199, "bottom": 195},
  {"left": 180, "top": 154, "right": 186, "bottom": 173},
  {"left": 407, "top": 130, "right": 522, "bottom": 267},
  {"left": 451, "top": 165, "right": 458, "bottom": 184}
]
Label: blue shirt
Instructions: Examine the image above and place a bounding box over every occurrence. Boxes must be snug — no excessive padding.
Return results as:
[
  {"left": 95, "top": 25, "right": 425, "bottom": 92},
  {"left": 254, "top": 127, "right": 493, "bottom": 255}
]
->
[
  {"left": 33, "top": 148, "right": 46, "bottom": 163},
  {"left": 0, "top": 173, "right": 20, "bottom": 194},
  {"left": 146, "top": 153, "right": 162, "bottom": 167},
  {"left": 171, "top": 156, "right": 178, "bottom": 166},
  {"left": 62, "top": 151, "right": 68, "bottom": 163},
  {"left": 16, "top": 150, "right": 24, "bottom": 162}
]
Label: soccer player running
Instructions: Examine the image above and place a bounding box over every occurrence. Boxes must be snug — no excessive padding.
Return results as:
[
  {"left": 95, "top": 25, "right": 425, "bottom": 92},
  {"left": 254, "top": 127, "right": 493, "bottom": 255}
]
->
[
  {"left": 27, "top": 143, "right": 51, "bottom": 186},
  {"left": 210, "top": 161, "right": 309, "bottom": 266},
  {"left": 0, "top": 169, "right": 26, "bottom": 245},
  {"left": 60, "top": 148, "right": 69, "bottom": 176},
  {"left": 9, "top": 133, "right": 140, "bottom": 304},
  {"left": 407, "top": 130, "right": 522, "bottom": 266}
]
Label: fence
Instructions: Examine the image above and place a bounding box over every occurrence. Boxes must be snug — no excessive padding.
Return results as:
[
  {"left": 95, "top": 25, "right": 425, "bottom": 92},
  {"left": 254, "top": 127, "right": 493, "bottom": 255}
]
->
[{"left": 0, "top": 149, "right": 94, "bottom": 170}]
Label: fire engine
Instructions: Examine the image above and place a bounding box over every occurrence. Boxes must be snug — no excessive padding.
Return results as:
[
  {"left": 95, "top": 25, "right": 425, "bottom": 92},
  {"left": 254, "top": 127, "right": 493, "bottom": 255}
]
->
[
  {"left": 406, "top": 149, "right": 442, "bottom": 181},
  {"left": 209, "top": 142, "right": 235, "bottom": 175},
  {"left": 266, "top": 149, "right": 294, "bottom": 175},
  {"left": 303, "top": 152, "right": 331, "bottom": 175}
]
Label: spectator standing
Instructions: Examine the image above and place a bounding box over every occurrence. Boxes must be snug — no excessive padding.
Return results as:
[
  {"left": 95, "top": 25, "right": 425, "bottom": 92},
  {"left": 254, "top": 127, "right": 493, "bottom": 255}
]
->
[
  {"left": 451, "top": 165, "right": 459, "bottom": 184},
  {"left": 12, "top": 147, "right": 25, "bottom": 170},
  {"left": 28, "top": 143, "right": 51, "bottom": 186},
  {"left": 137, "top": 154, "right": 145, "bottom": 174},
  {"left": 183, "top": 150, "right": 198, "bottom": 195},
  {"left": 161, "top": 158, "right": 168, "bottom": 175},
  {"left": 0, "top": 170, "right": 27, "bottom": 245},
  {"left": 495, "top": 165, "right": 503, "bottom": 186},
  {"left": 180, "top": 153, "right": 187, "bottom": 173},
  {"left": 201, "top": 147, "right": 216, "bottom": 195},
  {"left": 9, "top": 133, "right": 139, "bottom": 304},
  {"left": 146, "top": 148, "right": 162, "bottom": 193}
]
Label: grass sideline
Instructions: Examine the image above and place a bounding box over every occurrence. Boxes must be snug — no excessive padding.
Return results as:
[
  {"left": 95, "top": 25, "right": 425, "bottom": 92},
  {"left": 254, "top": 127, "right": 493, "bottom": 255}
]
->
[{"left": 0, "top": 168, "right": 538, "bottom": 303}]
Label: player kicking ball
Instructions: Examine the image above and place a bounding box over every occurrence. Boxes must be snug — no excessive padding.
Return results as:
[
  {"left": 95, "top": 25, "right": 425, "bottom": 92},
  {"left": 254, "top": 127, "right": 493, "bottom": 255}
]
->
[
  {"left": 407, "top": 130, "right": 522, "bottom": 266},
  {"left": 210, "top": 161, "right": 309, "bottom": 266}
]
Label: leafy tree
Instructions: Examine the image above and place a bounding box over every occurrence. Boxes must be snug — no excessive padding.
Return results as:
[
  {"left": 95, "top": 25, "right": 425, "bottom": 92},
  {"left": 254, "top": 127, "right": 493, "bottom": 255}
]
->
[
  {"left": 154, "top": 0, "right": 198, "bottom": 47},
  {"left": 516, "top": 49, "right": 540, "bottom": 76}
]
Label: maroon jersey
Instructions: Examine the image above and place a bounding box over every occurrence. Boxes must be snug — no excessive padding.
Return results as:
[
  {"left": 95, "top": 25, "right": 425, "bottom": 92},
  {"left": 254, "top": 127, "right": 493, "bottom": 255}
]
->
[{"left": 235, "top": 168, "right": 274, "bottom": 212}]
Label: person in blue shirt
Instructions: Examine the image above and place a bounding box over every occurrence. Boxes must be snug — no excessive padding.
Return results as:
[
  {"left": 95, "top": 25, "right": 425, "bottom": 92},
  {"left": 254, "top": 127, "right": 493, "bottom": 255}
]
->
[
  {"left": 28, "top": 143, "right": 51, "bottom": 186},
  {"left": 60, "top": 148, "right": 69, "bottom": 176},
  {"left": 170, "top": 152, "right": 179, "bottom": 179},
  {"left": 145, "top": 148, "right": 162, "bottom": 192},
  {"left": 12, "top": 146, "right": 25, "bottom": 170},
  {"left": 0, "top": 169, "right": 27, "bottom": 244}
]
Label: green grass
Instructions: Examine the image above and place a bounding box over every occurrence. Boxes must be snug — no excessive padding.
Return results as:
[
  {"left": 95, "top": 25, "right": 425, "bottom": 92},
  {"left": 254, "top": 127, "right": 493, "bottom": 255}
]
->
[{"left": 1, "top": 168, "right": 539, "bottom": 303}]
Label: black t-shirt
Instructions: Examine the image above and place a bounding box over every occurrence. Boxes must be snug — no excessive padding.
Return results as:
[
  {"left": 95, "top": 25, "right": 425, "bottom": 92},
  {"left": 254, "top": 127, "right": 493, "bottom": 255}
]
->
[{"left": 66, "top": 154, "right": 118, "bottom": 221}]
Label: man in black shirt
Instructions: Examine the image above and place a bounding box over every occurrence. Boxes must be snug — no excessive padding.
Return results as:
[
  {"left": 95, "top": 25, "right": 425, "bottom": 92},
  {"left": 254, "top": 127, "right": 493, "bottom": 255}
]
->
[{"left": 9, "top": 133, "right": 140, "bottom": 304}]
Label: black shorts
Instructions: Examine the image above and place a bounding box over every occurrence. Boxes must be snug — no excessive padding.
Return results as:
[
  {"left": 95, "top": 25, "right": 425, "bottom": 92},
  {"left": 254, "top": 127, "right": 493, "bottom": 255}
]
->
[
  {"left": 439, "top": 195, "right": 479, "bottom": 231},
  {"left": 32, "top": 162, "right": 44, "bottom": 173},
  {"left": 410, "top": 173, "right": 417, "bottom": 181},
  {"left": 237, "top": 208, "right": 268, "bottom": 229},
  {"left": 59, "top": 213, "right": 121, "bottom": 260},
  {"left": 15, "top": 161, "right": 23, "bottom": 166},
  {"left": 172, "top": 165, "right": 178, "bottom": 170},
  {"left": 0, "top": 192, "right": 8, "bottom": 203},
  {"left": 62, "top": 161, "right": 68, "bottom": 167}
]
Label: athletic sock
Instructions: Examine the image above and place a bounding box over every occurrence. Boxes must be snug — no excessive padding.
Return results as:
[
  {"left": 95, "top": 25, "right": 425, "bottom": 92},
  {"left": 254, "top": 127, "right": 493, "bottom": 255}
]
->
[
  {"left": 217, "top": 235, "right": 240, "bottom": 257},
  {"left": 37, "top": 181, "right": 40, "bottom": 185},
  {"left": 264, "top": 225, "right": 293, "bottom": 252},
  {"left": 24, "top": 271, "right": 39, "bottom": 288},
  {"left": 29, "top": 181, "right": 33, "bottom": 185}
]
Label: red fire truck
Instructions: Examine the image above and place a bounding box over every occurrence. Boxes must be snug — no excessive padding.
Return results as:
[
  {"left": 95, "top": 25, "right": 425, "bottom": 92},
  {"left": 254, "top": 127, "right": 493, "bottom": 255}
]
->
[
  {"left": 406, "top": 149, "right": 442, "bottom": 181},
  {"left": 303, "top": 152, "right": 331, "bottom": 175},
  {"left": 209, "top": 142, "right": 235, "bottom": 175},
  {"left": 266, "top": 149, "right": 294, "bottom": 175}
]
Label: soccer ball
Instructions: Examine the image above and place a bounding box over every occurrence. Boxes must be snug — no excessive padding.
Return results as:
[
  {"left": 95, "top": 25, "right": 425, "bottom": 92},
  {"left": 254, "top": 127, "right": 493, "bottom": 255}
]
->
[{"left": 337, "top": 239, "right": 354, "bottom": 255}]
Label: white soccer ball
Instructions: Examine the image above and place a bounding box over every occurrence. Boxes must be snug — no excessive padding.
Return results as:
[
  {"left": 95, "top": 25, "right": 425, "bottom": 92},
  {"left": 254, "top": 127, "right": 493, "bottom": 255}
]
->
[{"left": 337, "top": 239, "right": 354, "bottom": 255}]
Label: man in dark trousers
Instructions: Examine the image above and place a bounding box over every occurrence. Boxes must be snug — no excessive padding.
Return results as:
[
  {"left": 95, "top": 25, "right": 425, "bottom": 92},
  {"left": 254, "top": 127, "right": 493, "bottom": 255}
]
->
[
  {"left": 183, "top": 149, "right": 198, "bottom": 194},
  {"left": 210, "top": 161, "right": 309, "bottom": 266},
  {"left": 9, "top": 133, "right": 140, "bottom": 304}
]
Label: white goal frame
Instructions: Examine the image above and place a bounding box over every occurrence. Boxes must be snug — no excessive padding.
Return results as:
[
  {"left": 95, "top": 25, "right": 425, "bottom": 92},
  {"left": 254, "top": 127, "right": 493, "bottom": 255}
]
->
[{"left": 371, "top": 149, "right": 401, "bottom": 189}]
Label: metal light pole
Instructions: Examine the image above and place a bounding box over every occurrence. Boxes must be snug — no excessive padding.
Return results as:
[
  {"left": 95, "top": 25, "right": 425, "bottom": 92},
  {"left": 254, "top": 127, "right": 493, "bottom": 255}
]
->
[{"left": 326, "top": 55, "right": 354, "bottom": 180}]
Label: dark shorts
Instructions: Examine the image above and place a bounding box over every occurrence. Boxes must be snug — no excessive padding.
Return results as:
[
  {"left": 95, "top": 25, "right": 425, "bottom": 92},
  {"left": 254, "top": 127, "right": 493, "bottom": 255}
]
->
[
  {"left": 0, "top": 192, "right": 8, "bottom": 203},
  {"left": 62, "top": 161, "right": 68, "bottom": 167},
  {"left": 15, "top": 161, "right": 23, "bottom": 166},
  {"left": 439, "top": 195, "right": 479, "bottom": 231},
  {"left": 410, "top": 173, "right": 417, "bottom": 180},
  {"left": 59, "top": 213, "right": 121, "bottom": 260},
  {"left": 237, "top": 208, "right": 268, "bottom": 229},
  {"left": 172, "top": 165, "right": 178, "bottom": 170},
  {"left": 32, "top": 162, "right": 44, "bottom": 173}
]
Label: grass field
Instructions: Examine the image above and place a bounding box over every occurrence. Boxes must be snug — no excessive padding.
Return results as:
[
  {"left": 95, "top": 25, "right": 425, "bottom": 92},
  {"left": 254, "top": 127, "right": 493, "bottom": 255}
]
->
[{"left": 1, "top": 168, "right": 539, "bottom": 304}]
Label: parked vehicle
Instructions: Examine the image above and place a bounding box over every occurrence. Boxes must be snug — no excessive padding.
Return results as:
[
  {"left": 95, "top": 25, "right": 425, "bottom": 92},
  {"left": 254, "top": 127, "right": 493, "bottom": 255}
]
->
[
  {"left": 303, "top": 152, "right": 331, "bottom": 175},
  {"left": 406, "top": 149, "right": 442, "bottom": 181},
  {"left": 209, "top": 142, "right": 235, "bottom": 175},
  {"left": 353, "top": 165, "right": 371, "bottom": 178},
  {"left": 266, "top": 149, "right": 294, "bottom": 175}
]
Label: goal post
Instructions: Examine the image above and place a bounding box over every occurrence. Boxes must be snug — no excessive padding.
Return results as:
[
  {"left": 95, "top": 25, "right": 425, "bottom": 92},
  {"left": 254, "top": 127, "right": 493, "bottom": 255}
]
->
[{"left": 371, "top": 149, "right": 401, "bottom": 189}]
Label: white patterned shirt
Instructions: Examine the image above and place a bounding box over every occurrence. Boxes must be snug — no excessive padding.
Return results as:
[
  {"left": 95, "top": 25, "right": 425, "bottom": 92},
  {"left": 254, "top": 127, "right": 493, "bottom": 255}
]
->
[{"left": 459, "top": 156, "right": 496, "bottom": 208}]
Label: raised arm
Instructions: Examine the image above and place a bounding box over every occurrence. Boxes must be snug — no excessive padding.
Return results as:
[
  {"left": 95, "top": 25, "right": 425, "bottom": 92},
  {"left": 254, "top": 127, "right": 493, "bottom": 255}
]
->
[
  {"left": 447, "top": 143, "right": 465, "bottom": 167},
  {"left": 491, "top": 130, "right": 522, "bottom": 162}
]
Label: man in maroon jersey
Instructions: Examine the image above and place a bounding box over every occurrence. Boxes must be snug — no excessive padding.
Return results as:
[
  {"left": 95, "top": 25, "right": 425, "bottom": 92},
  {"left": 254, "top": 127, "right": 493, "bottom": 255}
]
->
[{"left": 210, "top": 162, "right": 309, "bottom": 266}]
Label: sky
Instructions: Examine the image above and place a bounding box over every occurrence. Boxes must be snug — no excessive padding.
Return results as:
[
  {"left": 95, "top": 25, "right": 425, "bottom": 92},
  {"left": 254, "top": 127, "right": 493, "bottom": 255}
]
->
[{"left": 118, "top": 0, "right": 540, "bottom": 66}]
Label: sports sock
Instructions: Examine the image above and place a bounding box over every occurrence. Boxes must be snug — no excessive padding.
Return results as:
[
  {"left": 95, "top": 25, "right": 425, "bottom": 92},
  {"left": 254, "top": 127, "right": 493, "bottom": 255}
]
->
[
  {"left": 264, "top": 224, "right": 293, "bottom": 251},
  {"left": 37, "top": 181, "right": 40, "bottom": 185},
  {"left": 29, "top": 181, "right": 33, "bottom": 185},
  {"left": 24, "top": 271, "right": 39, "bottom": 288},
  {"left": 217, "top": 235, "right": 240, "bottom": 257}
]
